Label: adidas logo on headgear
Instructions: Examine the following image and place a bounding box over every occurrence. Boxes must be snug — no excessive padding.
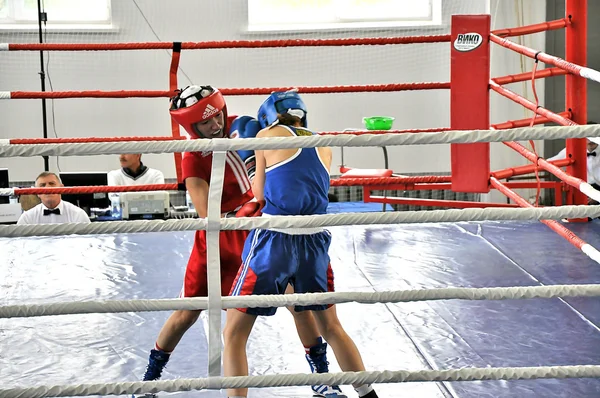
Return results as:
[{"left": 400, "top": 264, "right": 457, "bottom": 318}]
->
[{"left": 203, "top": 104, "right": 219, "bottom": 119}]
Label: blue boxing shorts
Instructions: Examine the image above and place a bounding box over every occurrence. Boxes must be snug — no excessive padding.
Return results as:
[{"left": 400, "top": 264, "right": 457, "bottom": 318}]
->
[{"left": 229, "top": 228, "right": 335, "bottom": 316}]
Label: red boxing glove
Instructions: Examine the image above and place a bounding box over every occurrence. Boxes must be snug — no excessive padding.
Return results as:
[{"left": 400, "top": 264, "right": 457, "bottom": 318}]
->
[{"left": 235, "top": 200, "right": 265, "bottom": 218}]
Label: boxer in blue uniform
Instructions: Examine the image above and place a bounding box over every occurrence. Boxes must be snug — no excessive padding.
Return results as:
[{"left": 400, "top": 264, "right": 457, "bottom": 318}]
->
[{"left": 223, "top": 91, "right": 379, "bottom": 398}]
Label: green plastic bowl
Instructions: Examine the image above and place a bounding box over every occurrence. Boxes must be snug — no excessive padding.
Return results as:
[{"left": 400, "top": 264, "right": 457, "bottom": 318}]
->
[{"left": 363, "top": 116, "right": 395, "bottom": 130}]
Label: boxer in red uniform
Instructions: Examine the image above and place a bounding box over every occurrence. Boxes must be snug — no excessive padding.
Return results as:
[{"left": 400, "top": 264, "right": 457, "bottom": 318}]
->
[{"left": 136, "top": 85, "right": 337, "bottom": 398}]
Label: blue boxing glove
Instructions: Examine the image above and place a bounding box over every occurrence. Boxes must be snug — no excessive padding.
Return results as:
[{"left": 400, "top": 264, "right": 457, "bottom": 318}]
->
[{"left": 230, "top": 116, "right": 262, "bottom": 182}]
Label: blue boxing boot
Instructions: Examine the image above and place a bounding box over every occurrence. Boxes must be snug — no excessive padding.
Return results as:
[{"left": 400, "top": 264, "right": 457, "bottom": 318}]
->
[
  {"left": 305, "top": 338, "right": 347, "bottom": 397},
  {"left": 133, "top": 349, "right": 171, "bottom": 398}
]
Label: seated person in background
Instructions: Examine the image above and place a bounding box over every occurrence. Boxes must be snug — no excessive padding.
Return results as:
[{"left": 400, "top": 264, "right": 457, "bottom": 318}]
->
[
  {"left": 17, "top": 172, "right": 90, "bottom": 225},
  {"left": 107, "top": 154, "right": 166, "bottom": 215},
  {"left": 107, "top": 154, "right": 165, "bottom": 186}
]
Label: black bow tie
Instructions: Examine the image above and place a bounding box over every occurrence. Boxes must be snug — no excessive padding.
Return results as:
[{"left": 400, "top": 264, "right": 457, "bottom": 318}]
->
[
  {"left": 43, "top": 208, "right": 61, "bottom": 216},
  {"left": 588, "top": 152, "right": 597, "bottom": 157}
]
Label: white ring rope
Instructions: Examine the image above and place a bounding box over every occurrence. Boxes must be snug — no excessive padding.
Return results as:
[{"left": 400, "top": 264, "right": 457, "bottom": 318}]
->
[
  {"left": 5, "top": 124, "right": 599, "bottom": 396},
  {"left": 2, "top": 365, "right": 600, "bottom": 398},
  {"left": 580, "top": 67, "right": 600, "bottom": 84},
  {"left": 1, "top": 206, "right": 599, "bottom": 238},
  {"left": 1, "top": 124, "right": 599, "bottom": 157},
  {"left": 2, "top": 284, "right": 600, "bottom": 319}
]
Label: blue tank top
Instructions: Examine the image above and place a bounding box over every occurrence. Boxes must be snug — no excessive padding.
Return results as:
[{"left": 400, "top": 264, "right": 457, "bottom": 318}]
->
[{"left": 262, "top": 126, "right": 330, "bottom": 216}]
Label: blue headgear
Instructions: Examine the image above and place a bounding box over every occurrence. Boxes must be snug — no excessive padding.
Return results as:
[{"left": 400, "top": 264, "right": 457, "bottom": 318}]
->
[{"left": 257, "top": 91, "right": 308, "bottom": 129}]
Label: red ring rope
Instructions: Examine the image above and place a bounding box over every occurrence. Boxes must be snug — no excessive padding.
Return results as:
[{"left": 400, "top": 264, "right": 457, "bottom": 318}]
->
[
  {"left": 9, "top": 90, "right": 171, "bottom": 99},
  {"left": 6, "top": 83, "right": 451, "bottom": 100},
  {"left": 7, "top": 128, "right": 454, "bottom": 145},
  {"left": 5, "top": 69, "right": 570, "bottom": 101},
  {"left": 490, "top": 177, "right": 586, "bottom": 250},
  {"left": 5, "top": 36, "right": 452, "bottom": 51},
  {"left": 7, "top": 72, "right": 571, "bottom": 101},
  {"left": 331, "top": 176, "right": 451, "bottom": 186},
  {"left": 14, "top": 184, "right": 178, "bottom": 195},
  {"left": 223, "top": 84, "right": 451, "bottom": 94},
  {"left": 11, "top": 176, "right": 453, "bottom": 196},
  {"left": 3, "top": 18, "right": 568, "bottom": 52},
  {"left": 9, "top": 136, "right": 188, "bottom": 145}
]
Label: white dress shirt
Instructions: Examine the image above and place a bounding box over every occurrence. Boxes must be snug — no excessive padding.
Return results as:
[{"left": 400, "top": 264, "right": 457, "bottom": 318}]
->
[
  {"left": 17, "top": 200, "right": 91, "bottom": 225},
  {"left": 107, "top": 167, "right": 165, "bottom": 186},
  {"left": 547, "top": 148, "right": 600, "bottom": 185},
  {"left": 107, "top": 167, "right": 166, "bottom": 204}
]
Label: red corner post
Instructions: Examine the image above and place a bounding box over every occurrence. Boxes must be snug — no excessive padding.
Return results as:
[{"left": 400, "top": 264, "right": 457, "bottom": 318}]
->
[
  {"left": 450, "top": 15, "right": 491, "bottom": 193},
  {"left": 565, "top": 0, "right": 587, "bottom": 207}
]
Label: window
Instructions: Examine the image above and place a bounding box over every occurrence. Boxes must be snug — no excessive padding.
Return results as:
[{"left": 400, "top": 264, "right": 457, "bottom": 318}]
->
[
  {"left": 0, "top": 0, "right": 111, "bottom": 25},
  {"left": 247, "top": 0, "right": 441, "bottom": 32}
]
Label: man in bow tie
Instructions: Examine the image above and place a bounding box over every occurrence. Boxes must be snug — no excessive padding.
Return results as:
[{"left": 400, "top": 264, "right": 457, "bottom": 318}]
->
[
  {"left": 547, "top": 122, "right": 600, "bottom": 206},
  {"left": 17, "top": 172, "right": 90, "bottom": 225},
  {"left": 547, "top": 122, "right": 600, "bottom": 186}
]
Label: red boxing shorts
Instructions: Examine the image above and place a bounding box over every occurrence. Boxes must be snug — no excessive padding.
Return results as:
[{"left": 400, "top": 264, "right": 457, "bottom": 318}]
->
[{"left": 180, "top": 229, "right": 249, "bottom": 298}]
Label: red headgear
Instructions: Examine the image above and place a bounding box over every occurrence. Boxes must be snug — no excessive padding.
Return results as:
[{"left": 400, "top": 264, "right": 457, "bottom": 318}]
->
[{"left": 169, "top": 85, "right": 228, "bottom": 139}]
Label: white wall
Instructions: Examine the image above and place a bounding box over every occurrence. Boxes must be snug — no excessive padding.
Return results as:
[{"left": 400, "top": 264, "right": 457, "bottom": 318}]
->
[{"left": 0, "top": 0, "right": 549, "bottom": 198}]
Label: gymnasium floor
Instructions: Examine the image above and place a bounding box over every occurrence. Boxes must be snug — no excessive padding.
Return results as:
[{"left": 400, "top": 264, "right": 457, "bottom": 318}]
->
[{"left": 2, "top": 207, "right": 600, "bottom": 397}]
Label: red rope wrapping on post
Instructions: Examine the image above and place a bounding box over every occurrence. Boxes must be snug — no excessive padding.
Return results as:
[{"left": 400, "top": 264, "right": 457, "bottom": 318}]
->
[
  {"left": 489, "top": 80, "right": 583, "bottom": 194},
  {"left": 490, "top": 176, "right": 586, "bottom": 250},
  {"left": 491, "top": 159, "right": 573, "bottom": 180},
  {"left": 489, "top": 81, "right": 577, "bottom": 126},
  {"left": 5, "top": 35, "right": 452, "bottom": 51},
  {"left": 6, "top": 83, "right": 451, "bottom": 100},
  {"left": 492, "top": 18, "right": 568, "bottom": 37},
  {"left": 490, "top": 108, "right": 573, "bottom": 181},
  {"left": 491, "top": 111, "right": 571, "bottom": 130},
  {"left": 503, "top": 141, "right": 584, "bottom": 190},
  {"left": 492, "top": 67, "right": 568, "bottom": 85},
  {"left": 490, "top": 33, "right": 584, "bottom": 77}
]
